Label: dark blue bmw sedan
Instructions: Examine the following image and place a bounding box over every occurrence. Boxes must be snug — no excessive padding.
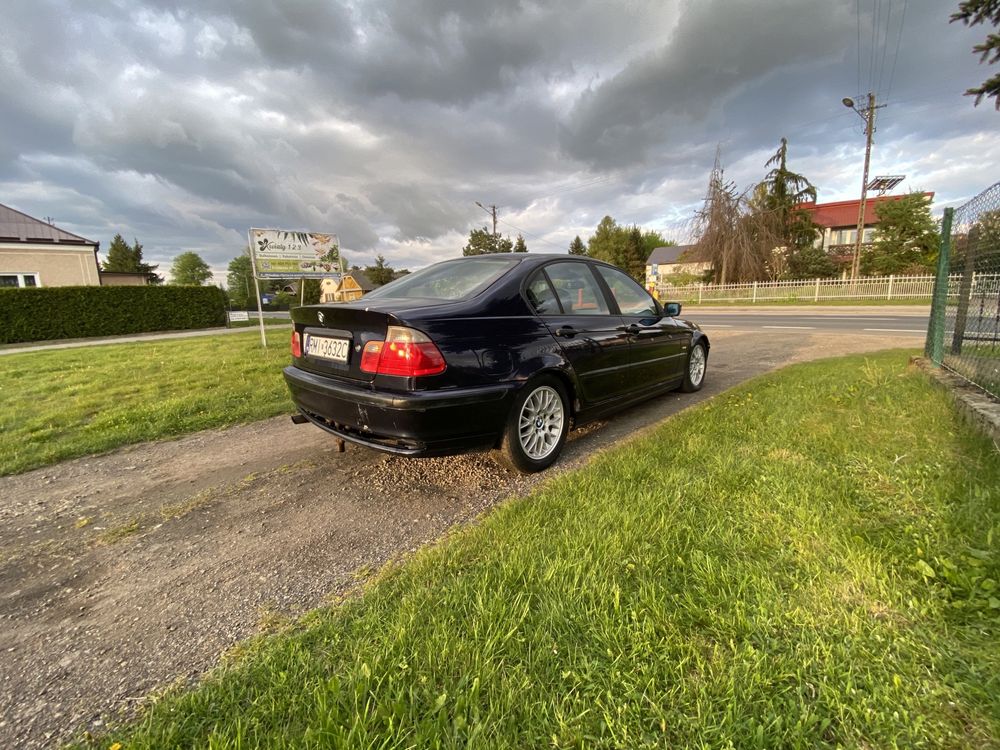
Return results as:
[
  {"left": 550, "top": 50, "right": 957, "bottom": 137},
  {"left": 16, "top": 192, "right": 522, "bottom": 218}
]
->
[{"left": 283, "top": 254, "right": 709, "bottom": 473}]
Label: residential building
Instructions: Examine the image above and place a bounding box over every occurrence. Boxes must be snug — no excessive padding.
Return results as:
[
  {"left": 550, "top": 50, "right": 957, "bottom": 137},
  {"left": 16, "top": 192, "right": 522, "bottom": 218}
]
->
[
  {"left": 645, "top": 245, "right": 712, "bottom": 287},
  {"left": 799, "top": 193, "right": 934, "bottom": 268},
  {"left": 320, "top": 271, "right": 379, "bottom": 302},
  {"left": 0, "top": 202, "right": 100, "bottom": 287}
]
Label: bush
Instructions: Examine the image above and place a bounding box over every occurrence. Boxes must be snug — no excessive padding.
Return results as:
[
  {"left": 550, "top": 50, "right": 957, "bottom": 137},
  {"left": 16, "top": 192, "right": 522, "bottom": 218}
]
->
[{"left": 0, "top": 285, "right": 228, "bottom": 344}]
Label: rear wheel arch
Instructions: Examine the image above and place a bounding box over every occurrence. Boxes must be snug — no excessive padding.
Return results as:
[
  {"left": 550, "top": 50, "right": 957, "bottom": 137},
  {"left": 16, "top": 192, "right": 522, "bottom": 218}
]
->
[
  {"left": 494, "top": 368, "right": 578, "bottom": 450},
  {"left": 530, "top": 367, "right": 579, "bottom": 419},
  {"left": 499, "top": 373, "right": 571, "bottom": 473}
]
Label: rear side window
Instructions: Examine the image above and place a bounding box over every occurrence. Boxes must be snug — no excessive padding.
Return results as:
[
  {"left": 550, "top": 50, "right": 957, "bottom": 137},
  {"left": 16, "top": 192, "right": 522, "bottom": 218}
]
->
[
  {"left": 525, "top": 272, "right": 560, "bottom": 315},
  {"left": 544, "top": 262, "right": 610, "bottom": 315},
  {"left": 365, "top": 257, "right": 519, "bottom": 301},
  {"left": 596, "top": 266, "right": 658, "bottom": 317}
]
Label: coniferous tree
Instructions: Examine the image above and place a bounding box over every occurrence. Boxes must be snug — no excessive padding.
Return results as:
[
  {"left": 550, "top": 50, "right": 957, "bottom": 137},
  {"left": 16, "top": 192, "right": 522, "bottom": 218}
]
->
[
  {"left": 513, "top": 235, "right": 528, "bottom": 253},
  {"left": 102, "top": 234, "right": 134, "bottom": 272},
  {"left": 952, "top": 0, "right": 1000, "bottom": 109},
  {"left": 568, "top": 235, "right": 586, "bottom": 255},
  {"left": 586, "top": 216, "right": 629, "bottom": 268}
]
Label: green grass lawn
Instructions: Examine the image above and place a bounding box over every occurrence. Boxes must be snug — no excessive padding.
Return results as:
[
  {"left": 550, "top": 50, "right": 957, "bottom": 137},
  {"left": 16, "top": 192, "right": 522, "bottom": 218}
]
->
[
  {"left": 81, "top": 351, "right": 1000, "bottom": 749},
  {"left": 0, "top": 330, "right": 292, "bottom": 476}
]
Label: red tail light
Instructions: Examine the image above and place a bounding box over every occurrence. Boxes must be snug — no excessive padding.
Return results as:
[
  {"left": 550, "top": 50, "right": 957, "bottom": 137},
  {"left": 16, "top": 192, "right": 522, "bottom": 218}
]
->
[
  {"left": 291, "top": 330, "right": 302, "bottom": 358},
  {"left": 359, "top": 326, "right": 446, "bottom": 377}
]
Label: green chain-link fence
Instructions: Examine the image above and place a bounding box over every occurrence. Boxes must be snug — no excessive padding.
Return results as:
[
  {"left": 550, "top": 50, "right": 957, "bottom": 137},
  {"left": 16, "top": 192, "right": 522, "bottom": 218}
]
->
[{"left": 925, "top": 182, "right": 1000, "bottom": 398}]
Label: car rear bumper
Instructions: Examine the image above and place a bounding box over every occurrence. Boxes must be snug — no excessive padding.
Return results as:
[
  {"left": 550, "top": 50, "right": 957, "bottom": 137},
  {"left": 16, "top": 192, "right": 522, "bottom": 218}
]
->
[{"left": 283, "top": 366, "right": 516, "bottom": 457}]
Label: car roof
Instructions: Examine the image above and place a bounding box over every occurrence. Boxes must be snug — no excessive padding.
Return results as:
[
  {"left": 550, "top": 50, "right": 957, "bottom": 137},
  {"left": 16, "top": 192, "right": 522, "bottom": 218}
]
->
[{"left": 453, "top": 253, "right": 615, "bottom": 267}]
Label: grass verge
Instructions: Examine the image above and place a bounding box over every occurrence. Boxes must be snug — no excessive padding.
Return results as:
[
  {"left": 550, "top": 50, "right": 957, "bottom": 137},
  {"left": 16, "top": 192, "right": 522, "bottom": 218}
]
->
[
  {"left": 82, "top": 351, "right": 1000, "bottom": 749},
  {"left": 0, "top": 330, "right": 291, "bottom": 476}
]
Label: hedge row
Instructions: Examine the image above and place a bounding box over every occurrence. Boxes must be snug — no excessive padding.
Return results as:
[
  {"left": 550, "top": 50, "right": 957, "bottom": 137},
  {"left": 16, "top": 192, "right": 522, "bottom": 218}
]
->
[{"left": 0, "top": 285, "right": 228, "bottom": 344}]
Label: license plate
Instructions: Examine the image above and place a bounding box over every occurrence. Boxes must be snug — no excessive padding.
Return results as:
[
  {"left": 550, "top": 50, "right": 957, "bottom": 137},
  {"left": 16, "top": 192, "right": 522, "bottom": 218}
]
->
[{"left": 304, "top": 334, "right": 350, "bottom": 363}]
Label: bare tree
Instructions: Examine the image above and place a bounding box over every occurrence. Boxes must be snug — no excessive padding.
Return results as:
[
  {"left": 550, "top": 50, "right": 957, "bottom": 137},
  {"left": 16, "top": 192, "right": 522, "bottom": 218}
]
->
[{"left": 690, "top": 150, "right": 771, "bottom": 283}]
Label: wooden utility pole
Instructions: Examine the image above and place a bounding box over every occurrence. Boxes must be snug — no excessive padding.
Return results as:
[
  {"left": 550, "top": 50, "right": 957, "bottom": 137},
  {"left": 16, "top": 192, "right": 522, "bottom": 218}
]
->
[
  {"left": 849, "top": 92, "right": 884, "bottom": 280},
  {"left": 475, "top": 201, "right": 498, "bottom": 235}
]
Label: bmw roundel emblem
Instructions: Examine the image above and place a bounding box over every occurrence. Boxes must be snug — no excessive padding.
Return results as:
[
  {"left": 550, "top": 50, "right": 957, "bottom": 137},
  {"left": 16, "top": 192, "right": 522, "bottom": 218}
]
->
[{"left": 317, "top": 311, "right": 324, "bottom": 324}]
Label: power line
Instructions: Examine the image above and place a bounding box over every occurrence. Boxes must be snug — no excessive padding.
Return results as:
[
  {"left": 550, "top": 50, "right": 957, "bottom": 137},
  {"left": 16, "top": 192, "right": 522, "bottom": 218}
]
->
[
  {"left": 868, "top": 0, "right": 877, "bottom": 92},
  {"left": 518, "top": 174, "right": 617, "bottom": 206},
  {"left": 884, "top": 0, "right": 907, "bottom": 101},
  {"left": 474, "top": 201, "right": 497, "bottom": 235},
  {"left": 496, "top": 218, "right": 564, "bottom": 250},
  {"left": 877, "top": 0, "right": 892, "bottom": 95},
  {"left": 856, "top": 0, "right": 862, "bottom": 97}
]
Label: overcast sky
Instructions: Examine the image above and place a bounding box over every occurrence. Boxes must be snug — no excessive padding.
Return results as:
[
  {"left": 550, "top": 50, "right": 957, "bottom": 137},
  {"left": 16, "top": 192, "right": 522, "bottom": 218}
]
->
[{"left": 1, "top": 0, "right": 997, "bottom": 283}]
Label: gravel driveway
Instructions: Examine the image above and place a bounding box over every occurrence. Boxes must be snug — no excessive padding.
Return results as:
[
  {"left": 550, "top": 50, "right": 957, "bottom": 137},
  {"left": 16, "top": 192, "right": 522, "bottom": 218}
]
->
[{"left": 0, "top": 330, "right": 911, "bottom": 748}]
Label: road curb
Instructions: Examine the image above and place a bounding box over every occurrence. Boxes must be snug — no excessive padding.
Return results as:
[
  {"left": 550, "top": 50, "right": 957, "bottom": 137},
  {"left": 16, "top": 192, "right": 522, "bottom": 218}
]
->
[
  {"left": 913, "top": 357, "right": 1000, "bottom": 447},
  {"left": 684, "top": 305, "right": 929, "bottom": 316}
]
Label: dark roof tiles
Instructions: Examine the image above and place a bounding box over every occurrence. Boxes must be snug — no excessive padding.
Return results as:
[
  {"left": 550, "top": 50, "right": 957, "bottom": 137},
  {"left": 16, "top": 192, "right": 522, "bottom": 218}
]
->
[{"left": 0, "top": 203, "right": 97, "bottom": 246}]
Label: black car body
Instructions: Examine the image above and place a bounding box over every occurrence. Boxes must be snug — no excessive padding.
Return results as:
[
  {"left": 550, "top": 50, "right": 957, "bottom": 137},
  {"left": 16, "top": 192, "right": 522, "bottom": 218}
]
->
[{"left": 283, "top": 254, "right": 709, "bottom": 471}]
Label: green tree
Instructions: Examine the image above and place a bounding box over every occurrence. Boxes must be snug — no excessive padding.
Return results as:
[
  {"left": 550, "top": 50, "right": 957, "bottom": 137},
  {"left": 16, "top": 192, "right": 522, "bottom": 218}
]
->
[
  {"left": 786, "top": 244, "right": 836, "bottom": 279},
  {"left": 102, "top": 234, "right": 134, "bottom": 272},
  {"left": 513, "top": 235, "right": 528, "bottom": 253},
  {"left": 756, "top": 138, "right": 820, "bottom": 278},
  {"left": 641, "top": 230, "right": 673, "bottom": 260},
  {"left": 463, "top": 227, "right": 514, "bottom": 255},
  {"left": 364, "top": 254, "right": 395, "bottom": 285},
  {"left": 170, "top": 251, "right": 213, "bottom": 285},
  {"left": 227, "top": 252, "right": 254, "bottom": 308},
  {"left": 862, "top": 193, "right": 940, "bottom": 275},
  {"left": 133, "top": 239, "right": 163, "bottom": 284},
  {"left": 300, "top": 279, "right": 322, "bottom": 305},
  {"left": 952, "top": 0, "right": 1000, "bottom": 109},
  {"left": 586, "top": 216, "right": 629, "bottom": 267},
  {"left": 102, "top": 234, "right": 161, "bottom": 283},
  {"left": 622, "top": 226, "right": 646, "bottom": 282},
  {"left": 568, "top": 235, "right": 586, "bottom": 255}
]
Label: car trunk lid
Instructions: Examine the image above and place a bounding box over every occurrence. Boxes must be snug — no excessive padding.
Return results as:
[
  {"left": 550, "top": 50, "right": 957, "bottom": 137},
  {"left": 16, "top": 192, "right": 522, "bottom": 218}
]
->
[{"left": 291, "top": 304, "right": 395, "bottom": 383}]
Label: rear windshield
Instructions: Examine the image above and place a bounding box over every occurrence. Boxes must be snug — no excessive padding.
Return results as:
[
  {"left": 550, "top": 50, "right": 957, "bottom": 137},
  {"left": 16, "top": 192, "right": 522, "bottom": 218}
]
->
[{"left": 365, "top": 257, "right": 520, "bottom": 301}]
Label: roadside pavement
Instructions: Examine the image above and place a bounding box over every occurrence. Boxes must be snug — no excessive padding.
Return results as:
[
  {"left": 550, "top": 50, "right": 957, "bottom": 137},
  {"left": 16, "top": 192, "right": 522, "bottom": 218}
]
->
[{"left": 0, "top": 323, "right": 290, "bottom": 357}]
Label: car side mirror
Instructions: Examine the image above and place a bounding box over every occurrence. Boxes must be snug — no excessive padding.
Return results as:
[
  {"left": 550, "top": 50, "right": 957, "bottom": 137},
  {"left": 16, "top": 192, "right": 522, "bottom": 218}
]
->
[{"left": 664, "top": 302, "right": 682, "bottom": 317}]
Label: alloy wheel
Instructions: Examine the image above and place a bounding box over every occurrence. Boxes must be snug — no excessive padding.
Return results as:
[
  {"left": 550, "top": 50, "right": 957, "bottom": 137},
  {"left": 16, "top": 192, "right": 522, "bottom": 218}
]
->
[{"left": 517, "top": 385, "right": 565, "bottom": 460}]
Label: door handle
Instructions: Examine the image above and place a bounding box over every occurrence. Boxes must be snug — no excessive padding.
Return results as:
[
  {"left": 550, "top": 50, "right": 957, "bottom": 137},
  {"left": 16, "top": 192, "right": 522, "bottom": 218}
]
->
[
  {"left": 555, "top": 326, "right": 576, "bottom": 338},
  {"left": 617, "top": 324, "right": 641, "bottom": 334}
]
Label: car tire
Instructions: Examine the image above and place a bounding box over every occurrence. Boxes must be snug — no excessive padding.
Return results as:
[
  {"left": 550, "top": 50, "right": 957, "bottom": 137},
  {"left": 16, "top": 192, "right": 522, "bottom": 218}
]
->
[
  {"left": 680, "top": 340, "right": 707, "bottom": 393},
  {"left": 499, "top": 376, "right": 570, "bottom": 474}
]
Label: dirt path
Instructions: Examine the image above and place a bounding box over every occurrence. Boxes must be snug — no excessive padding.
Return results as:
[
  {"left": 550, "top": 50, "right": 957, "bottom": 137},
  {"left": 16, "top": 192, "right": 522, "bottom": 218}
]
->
[{"left": 0, "top": 331, "right": 911, "bottom": 748}]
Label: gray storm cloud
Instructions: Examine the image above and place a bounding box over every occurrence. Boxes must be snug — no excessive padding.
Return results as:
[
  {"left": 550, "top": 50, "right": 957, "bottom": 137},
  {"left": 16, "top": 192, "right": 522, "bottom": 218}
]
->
[{"left": 0, "top": 0, "right": 996, "bottom": 274}]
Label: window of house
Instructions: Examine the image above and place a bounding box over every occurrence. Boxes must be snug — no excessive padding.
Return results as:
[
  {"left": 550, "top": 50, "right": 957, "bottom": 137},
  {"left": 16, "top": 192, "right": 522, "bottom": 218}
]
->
[{"left": 0, "top": 273, "right": 40, "bottom": 287}]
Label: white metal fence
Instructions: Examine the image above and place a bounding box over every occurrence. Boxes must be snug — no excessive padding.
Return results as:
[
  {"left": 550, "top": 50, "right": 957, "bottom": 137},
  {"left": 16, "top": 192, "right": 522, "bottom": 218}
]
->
[{"left": 657, "top": 275, "right": 943, "bottom": 304}]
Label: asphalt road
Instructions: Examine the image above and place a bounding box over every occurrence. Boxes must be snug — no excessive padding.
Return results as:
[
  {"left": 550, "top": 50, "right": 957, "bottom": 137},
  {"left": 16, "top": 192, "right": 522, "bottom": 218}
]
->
[{"left": 686, "top": 309, "right": 929, "bottom": 338}]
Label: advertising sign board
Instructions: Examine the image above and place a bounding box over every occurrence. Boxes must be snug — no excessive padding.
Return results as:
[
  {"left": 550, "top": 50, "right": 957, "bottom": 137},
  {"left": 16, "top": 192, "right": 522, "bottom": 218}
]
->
[{"left": 249, "top": 228, "right": 342, "bottom": 278}]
